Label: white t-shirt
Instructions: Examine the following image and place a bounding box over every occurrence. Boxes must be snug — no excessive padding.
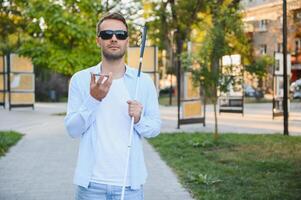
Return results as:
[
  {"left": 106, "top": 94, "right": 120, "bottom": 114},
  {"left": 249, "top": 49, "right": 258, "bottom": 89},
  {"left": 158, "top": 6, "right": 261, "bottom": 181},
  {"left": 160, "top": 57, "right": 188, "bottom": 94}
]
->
[{"left": 91, "top": 77, "right": 131, "bottom": 186}]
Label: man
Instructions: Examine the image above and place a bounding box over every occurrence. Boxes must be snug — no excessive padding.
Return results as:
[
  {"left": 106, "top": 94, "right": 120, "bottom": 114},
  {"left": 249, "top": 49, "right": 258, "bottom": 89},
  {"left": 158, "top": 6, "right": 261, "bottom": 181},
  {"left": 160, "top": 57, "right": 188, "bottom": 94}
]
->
[{"left": 64, "top": 12, "right": 161, "bottom": 200}]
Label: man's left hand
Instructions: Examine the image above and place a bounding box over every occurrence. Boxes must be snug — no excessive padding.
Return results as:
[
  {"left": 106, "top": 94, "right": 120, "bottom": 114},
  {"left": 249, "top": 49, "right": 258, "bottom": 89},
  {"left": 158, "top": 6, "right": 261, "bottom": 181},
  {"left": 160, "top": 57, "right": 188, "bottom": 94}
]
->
[{"left": 127, "top": 100, "right": 143, "bottom": 124}]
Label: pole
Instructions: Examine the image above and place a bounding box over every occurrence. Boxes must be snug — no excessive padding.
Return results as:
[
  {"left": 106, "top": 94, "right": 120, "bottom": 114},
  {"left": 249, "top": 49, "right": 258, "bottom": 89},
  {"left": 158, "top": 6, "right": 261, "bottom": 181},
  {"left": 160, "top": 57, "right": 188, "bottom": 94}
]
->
[
  {"left": 169, "top": 74, "right": 173, "bottom": 105},
  {"left": 283, "top": 0, "right": 289, "bottom": 135},
  {"left": 2, "top": 55, "right": 6, "bottom": 108},
  {"left": 169, "top": 30, "right": 175, "bottom": 106},
  {"left": 176, "top": 31, "right": 182, "bottom": 129},
  {"left": 121, "top": 25, "right": 147, "bottom": 200},
  {"left": 6, "top": 53, "right": 11, "bottom": 111}
]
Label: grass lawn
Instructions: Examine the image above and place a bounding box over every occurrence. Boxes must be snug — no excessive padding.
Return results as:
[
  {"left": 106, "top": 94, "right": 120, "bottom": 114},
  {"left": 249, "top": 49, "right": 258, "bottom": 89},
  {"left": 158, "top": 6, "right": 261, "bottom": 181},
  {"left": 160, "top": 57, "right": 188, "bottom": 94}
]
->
[
  {"left": 0, "top": 131, "right": 23, "bottom": 157},
  {"left": 159, "top": 95, "right": 178, "bottom": 106},
  {"left": 52, "top": 112, "right": 66, "bottom": 116},
  {"left": 148, "top": 133, "right": 301, "bottom": 200}
]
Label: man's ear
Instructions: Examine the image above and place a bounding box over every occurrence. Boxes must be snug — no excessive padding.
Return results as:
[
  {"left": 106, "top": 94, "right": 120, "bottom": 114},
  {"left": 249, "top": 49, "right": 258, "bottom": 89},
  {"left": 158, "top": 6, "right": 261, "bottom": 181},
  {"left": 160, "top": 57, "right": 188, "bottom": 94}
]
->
[{"left": 96, "top": 37, "right": 101, "bottom": 47}]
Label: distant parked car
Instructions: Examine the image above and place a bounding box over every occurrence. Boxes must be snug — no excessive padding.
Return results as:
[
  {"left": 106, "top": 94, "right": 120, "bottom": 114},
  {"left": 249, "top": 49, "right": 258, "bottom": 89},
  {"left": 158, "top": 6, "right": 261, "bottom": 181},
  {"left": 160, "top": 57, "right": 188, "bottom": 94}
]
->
[
  {"left": 243, "top": 84, "right": 264, "bottom": 98},
  {"left": 244, "top": 84, "right": 256, "bottom": 97},
  {"left": 159, "top": 86, "right": 175, "bottom": 96},
  {"left": 290, "top": 79, "right": 301, "bottom": 99}
]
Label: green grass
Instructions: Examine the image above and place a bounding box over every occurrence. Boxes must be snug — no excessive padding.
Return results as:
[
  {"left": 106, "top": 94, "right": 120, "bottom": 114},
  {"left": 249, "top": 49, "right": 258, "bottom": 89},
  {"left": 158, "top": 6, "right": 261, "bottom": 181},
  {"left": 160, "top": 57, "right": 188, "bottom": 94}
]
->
[
  {"left": 0, "top": 131, "right": 23, "bottom": 157},
  {"left": 159, "top": 95, "right": 178, "bottom": 106},
  {"left": 148, "top": 133, "right": 301, "bottom": 200},
  {"left": 52, "top": 112, "right": 66, "bottom": 116},
  {"left": 59, "top": 96, "right": 68, "bottom": 102}
]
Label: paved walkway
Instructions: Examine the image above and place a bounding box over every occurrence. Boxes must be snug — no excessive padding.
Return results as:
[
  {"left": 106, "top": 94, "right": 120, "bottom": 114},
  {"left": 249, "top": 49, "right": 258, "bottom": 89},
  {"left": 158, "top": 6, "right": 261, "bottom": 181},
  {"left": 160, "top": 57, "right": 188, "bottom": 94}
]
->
[
  {"left": 161, "top": 102, "right": 301, "bottom": 135},
  {"left": 0, "top": 103, "right": 193, "bottom": 200}
]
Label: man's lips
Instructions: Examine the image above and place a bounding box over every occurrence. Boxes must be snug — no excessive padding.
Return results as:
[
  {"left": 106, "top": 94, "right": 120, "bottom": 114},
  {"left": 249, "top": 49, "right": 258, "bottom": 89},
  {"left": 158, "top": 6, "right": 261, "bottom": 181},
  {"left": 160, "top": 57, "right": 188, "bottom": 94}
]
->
[{"left": 108, "top": 45, "right": 120, "bottom": 50}]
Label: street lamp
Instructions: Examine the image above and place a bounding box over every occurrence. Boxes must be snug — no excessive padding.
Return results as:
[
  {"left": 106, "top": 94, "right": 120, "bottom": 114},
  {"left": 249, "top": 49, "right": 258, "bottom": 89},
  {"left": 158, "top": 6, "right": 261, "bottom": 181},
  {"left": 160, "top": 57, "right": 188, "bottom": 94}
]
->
[{"left": 282, "top": 0, "right": 289, "bottom": 135}]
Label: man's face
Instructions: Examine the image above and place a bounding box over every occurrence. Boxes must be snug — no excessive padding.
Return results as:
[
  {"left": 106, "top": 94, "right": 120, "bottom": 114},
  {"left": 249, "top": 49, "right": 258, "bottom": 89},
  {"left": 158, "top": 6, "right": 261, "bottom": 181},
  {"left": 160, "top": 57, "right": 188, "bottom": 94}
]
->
[{"left": 97, "top": 19, "right": 128, "bottom": 61}]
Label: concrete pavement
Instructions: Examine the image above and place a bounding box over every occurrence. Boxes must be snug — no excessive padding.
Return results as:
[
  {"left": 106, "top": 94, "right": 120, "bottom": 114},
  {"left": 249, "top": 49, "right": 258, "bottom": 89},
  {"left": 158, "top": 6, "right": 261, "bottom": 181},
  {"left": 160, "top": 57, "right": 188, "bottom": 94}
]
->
[
  {"left": 161, "top": 102, "right": 301, "bottom": 135},
  {"left": 0, "top": 103, "right": 193, "bottom": 200}
]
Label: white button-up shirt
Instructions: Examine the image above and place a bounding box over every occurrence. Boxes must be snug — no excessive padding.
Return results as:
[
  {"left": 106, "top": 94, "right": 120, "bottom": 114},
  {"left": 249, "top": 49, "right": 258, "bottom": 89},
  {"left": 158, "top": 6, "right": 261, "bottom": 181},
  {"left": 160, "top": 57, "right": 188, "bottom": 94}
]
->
[{"left": 64, "top": 63, "right": 161, "bottom": 189}]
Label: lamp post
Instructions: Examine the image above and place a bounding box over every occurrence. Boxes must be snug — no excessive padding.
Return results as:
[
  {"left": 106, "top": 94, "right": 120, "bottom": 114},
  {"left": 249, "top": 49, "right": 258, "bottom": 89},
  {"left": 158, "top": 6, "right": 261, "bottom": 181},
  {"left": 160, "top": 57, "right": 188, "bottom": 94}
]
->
[
  {"left": 282, "top": 0, "right": 289, "bottom": 135},
  {"left": 169, "top": 29, "right": 176, "bottom": 106},
  {"left": 175, "top": 29, "right": 182, "bottom": 129}
]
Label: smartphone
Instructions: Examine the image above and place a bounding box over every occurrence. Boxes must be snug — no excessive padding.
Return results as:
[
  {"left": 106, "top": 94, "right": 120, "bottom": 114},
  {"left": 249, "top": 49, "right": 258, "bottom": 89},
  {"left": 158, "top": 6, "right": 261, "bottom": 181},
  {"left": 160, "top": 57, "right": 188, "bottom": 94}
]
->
[
  {"left": 93, "top": 73, "right": 109, "bottom": 84},
  {"left": 93, "top": 73, "right": 109, "bottom": 78}
]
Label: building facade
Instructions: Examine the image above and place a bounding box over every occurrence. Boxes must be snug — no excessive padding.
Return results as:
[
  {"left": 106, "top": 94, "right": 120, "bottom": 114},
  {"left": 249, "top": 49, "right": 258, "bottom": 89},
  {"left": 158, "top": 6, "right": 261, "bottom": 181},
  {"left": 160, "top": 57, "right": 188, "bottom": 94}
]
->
[{"left": 242, "top": 0, "right": 301, "bottom": 82}]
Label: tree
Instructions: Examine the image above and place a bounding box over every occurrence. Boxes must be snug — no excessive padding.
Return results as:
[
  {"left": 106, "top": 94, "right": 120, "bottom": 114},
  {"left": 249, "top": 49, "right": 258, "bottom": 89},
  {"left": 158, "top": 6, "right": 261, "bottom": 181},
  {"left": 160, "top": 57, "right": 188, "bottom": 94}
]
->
[
  {"left": 147, "top": 0, "right": 205, "bottom": 69},
  {"left": 182, "top": 0, "right": 250, "bottom": 139},
  {"left": 17, "top": 0, "right": 104, "bottom": 76},
  {"left": 245, "top": 55, "right": 275, "bottom": 93},
  {"left": 1, "top": 0, "right": 143, "bottom": 77},
  {"left": 0, "top": 0, "right": 28, "bottom": 56}
]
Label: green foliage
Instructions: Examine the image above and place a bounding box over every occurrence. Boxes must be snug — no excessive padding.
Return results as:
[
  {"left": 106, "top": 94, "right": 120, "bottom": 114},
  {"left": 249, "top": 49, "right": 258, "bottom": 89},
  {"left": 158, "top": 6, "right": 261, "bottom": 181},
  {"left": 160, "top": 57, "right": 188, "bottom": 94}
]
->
[
  {"left": 187, "top": 172, "right": 223, "bottom": 186},
  {"left": 147, "top": 0, "right": 204, "bottom": 46},
  {"left": 180, "top": 0, "right": 251, "bottom": 136},
  {"left": 1, "top": 0, "right": 144, "bottom": 76},
  {"left": 245, "top": 55, "right": 275, "bottom": 79},
  {"left": 147, "top": 0, "right": 205, "bottom": 73},
  {"left": 0, "top": 0, "right": 29, "bottom": 54},
  {"left": 149, "top": 133, "right": 301, "bottom": 200},
  {"left": 17, "top": 0, "right": 103, "bottom": 76},
  {"left": 0, "top": 131, "right": 23, "bottom": 157},
  {"left": 183, "top": 0, "right": 250, "bottom": 95},
  {"left": 147, "top": 1, "right": 171, "bottom": 50},
  {"left": 181, "top": 52, "right": 193, "bottom": 72}
]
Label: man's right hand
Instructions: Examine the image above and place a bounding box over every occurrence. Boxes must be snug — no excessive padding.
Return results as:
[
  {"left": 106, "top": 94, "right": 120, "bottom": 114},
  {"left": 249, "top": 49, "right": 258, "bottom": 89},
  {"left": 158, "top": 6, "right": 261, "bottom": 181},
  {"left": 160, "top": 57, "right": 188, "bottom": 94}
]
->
[{"left": 90, "top": 72, "right": 113, "bottom": 101}]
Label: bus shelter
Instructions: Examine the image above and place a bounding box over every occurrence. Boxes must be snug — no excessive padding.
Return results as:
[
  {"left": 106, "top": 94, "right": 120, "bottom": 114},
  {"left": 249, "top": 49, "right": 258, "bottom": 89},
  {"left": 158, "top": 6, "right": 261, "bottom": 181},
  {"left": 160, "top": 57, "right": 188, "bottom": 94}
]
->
[
  {"left": 272, "top": 52, "right": 291, "bottom": 119},
  {"left": 0, "top": 54, "right": 35, "bottom": 110},
  {"left": 218, "top": 55, "right": 244, "bottom": 115}
]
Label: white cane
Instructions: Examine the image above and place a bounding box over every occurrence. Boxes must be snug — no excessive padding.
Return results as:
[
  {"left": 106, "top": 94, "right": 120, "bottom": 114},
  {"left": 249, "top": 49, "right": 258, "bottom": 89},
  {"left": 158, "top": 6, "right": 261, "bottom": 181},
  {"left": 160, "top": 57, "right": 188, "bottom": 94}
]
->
[{"left": 121, "top": 25, "right": 147, "bottom": 200}]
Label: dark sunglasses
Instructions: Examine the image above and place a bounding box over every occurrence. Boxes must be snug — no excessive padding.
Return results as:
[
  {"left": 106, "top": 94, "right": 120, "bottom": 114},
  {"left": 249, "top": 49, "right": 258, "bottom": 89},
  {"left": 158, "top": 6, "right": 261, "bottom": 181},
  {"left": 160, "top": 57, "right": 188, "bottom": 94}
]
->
[{"left": 98, "top": 30, "right": 128, "bottom": 40}]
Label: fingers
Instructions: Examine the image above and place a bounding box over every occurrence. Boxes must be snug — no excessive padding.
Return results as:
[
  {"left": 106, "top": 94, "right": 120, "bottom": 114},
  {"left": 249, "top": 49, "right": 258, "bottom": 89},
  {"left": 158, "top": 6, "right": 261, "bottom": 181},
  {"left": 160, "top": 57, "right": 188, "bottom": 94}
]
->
[
  {"left": 127, "top": 100, "right": 139, "bottom": 106},
  {"left": 104, "top": 72, "right": 113, "bottom": 87},
  {"left": 90, "top": 72, "right": 112, "bottom": 101},
  {"left": 90, "top": 73, "right": 96, "bottom": 85},
  {"left": 96, "top": 72, "right": 112, "bottom": 86},
  {"left": 96, "top": 75, "right": 105, "bottom": 85},
  {"left": 127, "top": 100, "right": 143, "bottom": 123},
  {"left": 127, "top": 100, "right": 141, "bottom": 105},
  {"left": 127, "top": 100, "right": 143, "bottom": 114}
]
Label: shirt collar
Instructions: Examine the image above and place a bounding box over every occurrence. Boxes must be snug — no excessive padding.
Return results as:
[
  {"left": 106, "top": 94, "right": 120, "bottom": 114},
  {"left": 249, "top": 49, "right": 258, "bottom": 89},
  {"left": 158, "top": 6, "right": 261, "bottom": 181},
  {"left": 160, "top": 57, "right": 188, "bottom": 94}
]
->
[{"left": 124, "top": 64, "right": 136, "bottom": 78}]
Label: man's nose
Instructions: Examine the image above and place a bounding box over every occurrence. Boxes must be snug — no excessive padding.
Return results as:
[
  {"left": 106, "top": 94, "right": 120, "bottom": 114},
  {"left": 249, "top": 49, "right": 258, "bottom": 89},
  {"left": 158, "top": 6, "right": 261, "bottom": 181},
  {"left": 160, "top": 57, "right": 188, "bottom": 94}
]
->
[{"left": 111, "top": 34, "right": 118, "bottom": 41}]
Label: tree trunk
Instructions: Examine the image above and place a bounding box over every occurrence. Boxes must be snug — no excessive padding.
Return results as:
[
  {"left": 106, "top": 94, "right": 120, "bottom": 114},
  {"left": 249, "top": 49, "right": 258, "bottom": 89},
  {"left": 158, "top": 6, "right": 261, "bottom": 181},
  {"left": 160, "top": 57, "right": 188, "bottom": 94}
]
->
[
  {"left": 213, "top": 87, "right": 219, "bottom": 140},
  {"left": 211, "top": 56, "right": 220, "bottom": 140}
]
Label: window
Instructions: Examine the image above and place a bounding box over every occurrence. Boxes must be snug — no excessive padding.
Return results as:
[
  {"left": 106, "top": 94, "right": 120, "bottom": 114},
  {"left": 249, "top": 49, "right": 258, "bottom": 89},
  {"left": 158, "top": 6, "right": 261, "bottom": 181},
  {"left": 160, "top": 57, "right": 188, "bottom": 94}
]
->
[
  {"left": 259, "top": 19, "right": 268, "bottom": 31},
  {"left": 275, "top": 60, "right": 280, "bottom": 72},
  {"left": 277, "top": 43, "right": 282, "bottom": 53},
  {"left": 294, "top": 10, "right": 301, "bottom": 22},
  {"left": 260, "top": 44, "right": 267, "bottom": 55},
  {"left": 295, "top": 38, "right": 301, "bottom": 53},
  {"left": 279, "top": 16, "right": 283, "bottom": 28}
]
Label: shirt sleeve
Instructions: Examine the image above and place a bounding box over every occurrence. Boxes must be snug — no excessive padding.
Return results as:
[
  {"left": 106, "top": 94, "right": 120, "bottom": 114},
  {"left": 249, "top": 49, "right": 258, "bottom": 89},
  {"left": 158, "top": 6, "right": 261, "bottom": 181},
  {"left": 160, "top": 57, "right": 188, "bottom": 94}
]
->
[
  {"left": 134, "top": 75, "right": 161, "bottom": 138},
  {"left": 64, "top": 73, "right": 101, "bottom": 138}
]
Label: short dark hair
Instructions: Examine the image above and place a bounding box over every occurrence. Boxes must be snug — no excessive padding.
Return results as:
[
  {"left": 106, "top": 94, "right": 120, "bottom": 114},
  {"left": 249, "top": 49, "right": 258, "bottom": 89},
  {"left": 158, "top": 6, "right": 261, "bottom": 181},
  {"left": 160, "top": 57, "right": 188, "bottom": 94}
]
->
[{"left": 96, "top": 12, "right": 128, "bottom": 36}]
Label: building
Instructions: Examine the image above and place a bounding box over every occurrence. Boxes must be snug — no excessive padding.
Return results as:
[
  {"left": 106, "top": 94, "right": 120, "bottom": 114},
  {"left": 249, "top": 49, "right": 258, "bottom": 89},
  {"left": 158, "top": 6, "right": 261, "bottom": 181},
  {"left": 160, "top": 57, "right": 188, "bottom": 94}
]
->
[{"left": 242, "top": 0, "right": 301, "bottom": 82}]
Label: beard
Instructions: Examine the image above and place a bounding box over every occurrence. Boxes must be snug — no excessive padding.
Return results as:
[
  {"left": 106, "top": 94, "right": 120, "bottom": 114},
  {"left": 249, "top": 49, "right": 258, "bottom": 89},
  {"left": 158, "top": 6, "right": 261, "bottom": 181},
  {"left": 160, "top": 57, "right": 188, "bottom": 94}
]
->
[{"left": 102, "top": 47, "right": 126, "bottom": 61}]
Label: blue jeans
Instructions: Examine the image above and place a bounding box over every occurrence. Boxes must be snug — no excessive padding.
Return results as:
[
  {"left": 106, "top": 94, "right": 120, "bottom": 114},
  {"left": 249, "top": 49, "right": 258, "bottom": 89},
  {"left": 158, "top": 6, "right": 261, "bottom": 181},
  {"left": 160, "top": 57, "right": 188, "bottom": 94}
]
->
[{"left": 76, "top": 182, "right": 144, "bottom": 200}]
